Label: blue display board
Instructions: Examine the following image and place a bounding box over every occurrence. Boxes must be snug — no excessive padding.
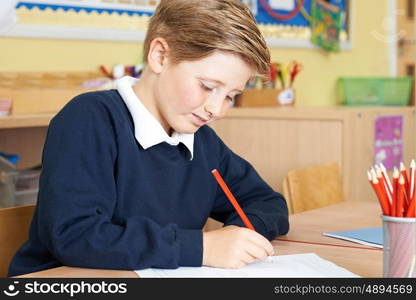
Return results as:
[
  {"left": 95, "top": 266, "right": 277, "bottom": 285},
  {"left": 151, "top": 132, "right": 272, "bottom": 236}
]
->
[
  {"left": 250, "top": 0, "right": 348, "bottom": 28},
  {"left": 12, "top": 0, "right": 351, "bottom": 45},
  {"left": 17, "top": 0, "right": 348, "bottom": 26}
]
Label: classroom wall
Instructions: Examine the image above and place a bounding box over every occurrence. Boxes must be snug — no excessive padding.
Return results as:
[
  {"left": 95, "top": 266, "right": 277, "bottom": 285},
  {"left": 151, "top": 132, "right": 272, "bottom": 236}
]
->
[
  {"left": 270, "top": 0, "right": 391, "bottom": 106},
  {"left": 0, "top": 0, "right": 390, "bottom": 106}
]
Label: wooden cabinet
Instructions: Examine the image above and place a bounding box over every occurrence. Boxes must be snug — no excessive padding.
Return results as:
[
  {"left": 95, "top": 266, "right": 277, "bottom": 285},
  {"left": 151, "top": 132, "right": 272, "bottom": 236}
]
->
[{"left": 210, "top": 106, "right": 416, "bottom": 203}]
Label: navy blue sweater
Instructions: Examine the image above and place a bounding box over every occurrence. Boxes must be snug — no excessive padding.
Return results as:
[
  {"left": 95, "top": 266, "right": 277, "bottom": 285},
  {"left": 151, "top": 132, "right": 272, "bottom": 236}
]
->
[{"left": 8, "top": 90, "right": 289, "bottom": 277}]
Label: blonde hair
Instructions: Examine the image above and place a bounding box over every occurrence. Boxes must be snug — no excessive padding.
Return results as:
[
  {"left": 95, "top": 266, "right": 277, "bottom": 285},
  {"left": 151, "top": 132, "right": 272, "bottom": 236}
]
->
[{"left": 143, "top": 0, "right": 270, "bottom": 77}]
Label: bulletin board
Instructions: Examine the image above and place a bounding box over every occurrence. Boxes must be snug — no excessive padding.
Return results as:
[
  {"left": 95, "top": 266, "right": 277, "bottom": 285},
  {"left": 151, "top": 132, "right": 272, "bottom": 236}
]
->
[
  {"left": 3, "top": 0, "right": 352, "bottom": 49},
  {"left": 244, "top": 0, "right": 351, "bottom": 48}
]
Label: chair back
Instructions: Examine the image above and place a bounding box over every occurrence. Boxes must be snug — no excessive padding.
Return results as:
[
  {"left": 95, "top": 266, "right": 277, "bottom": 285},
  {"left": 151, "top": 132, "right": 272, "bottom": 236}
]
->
[
  {"left": 0, "top": 205, "right": 35, "bottom": 277},
  {"left": 283, "top": 163, "right": 344, "bottom": 214}
]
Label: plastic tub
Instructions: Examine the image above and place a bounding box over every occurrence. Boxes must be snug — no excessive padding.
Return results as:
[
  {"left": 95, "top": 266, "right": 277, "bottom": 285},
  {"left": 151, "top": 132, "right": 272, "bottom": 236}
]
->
[
  {"left": 0, "top": 171, "right": 17, "bottom": 208},
  {"left": 0, "top": 169, "right": 40, "bottom": 207},
  {"left": 15, "top": 188, "right": 38, "bottom": 206},
  {"left": 338, "top": 77, "right": 413, "bottom": 106}
]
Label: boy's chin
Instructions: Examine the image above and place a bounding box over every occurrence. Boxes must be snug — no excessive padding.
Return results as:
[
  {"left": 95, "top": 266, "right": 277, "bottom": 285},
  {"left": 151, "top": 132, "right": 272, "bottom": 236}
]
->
[{"left": 172, "top": 123, "right": 202, "bottom": 135}]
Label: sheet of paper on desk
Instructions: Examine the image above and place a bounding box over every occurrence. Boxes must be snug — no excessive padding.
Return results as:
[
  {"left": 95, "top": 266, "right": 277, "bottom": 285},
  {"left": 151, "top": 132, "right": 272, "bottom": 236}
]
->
[{"left": 135, "top": 253, "right": 358, "bottom": 278}]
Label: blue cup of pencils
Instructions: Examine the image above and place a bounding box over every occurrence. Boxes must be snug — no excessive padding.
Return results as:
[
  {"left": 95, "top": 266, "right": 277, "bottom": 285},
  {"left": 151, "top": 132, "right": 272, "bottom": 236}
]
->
[{"left": 368, "top": 160, "right": 416, "bottom": 277}]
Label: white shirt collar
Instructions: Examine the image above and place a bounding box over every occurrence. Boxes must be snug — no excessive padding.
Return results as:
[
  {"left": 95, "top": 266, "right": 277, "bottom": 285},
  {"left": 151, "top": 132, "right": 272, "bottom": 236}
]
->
[{"left": 116, "top": 76, "right": 194, "bottom": 160}]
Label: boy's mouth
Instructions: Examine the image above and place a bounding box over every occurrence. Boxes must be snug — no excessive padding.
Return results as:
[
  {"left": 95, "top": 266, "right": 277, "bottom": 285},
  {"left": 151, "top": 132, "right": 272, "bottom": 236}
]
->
[{"left": 191, "top": 113, "right": 210, "bottom": 126}]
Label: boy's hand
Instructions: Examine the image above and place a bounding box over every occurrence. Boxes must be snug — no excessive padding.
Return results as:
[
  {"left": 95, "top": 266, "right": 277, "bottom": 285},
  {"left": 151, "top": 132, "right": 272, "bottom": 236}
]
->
[{"left": 202, "top": 225, "right": 275, "bottom": 269}]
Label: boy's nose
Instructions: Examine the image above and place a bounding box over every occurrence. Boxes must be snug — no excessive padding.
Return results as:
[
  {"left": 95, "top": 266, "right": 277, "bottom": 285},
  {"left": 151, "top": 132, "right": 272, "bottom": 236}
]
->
[{"left": 204, "top": 95, "right": 224, "bottom": 119}]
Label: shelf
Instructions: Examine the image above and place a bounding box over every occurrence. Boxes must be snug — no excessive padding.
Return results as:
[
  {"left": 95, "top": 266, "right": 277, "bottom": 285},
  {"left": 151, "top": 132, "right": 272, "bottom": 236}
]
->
[{"left": 0, "top": 114, "right": 54, "bottom": 129}]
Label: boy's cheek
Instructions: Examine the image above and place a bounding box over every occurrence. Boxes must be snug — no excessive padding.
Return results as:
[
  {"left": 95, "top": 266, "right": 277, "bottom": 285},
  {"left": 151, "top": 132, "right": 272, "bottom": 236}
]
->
[{"left": 176, "top": 89, "right": 206, "bottom": 111}]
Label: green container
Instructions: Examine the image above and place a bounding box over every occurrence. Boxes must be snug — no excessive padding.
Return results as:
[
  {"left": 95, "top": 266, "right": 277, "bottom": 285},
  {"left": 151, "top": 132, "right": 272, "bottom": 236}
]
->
[{"left": 338, "top": 77, "right": 413, "bottom": 106}]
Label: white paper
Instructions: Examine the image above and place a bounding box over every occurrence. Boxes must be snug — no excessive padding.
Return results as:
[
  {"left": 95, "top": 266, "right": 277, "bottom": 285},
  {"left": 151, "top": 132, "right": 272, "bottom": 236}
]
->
[
  {"left": 269, "top": 0, "right": 295, "bottom": 11},
  {"left": 135, "top": 253, "right": 359, "bottom": 278},
  {"left": 0, "top": 0, "right": 18, "bottom": 34}
]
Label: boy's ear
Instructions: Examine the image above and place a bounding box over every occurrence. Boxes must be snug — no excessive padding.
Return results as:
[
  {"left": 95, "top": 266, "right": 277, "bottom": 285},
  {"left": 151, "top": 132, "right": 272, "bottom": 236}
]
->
[{"left": 147, "top": 37, "right": 170, "bottom": 74}]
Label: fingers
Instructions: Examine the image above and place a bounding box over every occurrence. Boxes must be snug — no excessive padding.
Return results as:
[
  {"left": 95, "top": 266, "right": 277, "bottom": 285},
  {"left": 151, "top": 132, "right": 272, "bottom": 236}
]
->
[
  {"left": 239, "top": 251, "right": 257, "bottom": 266},
  {"left": 243, "top": 240, "right": 270, "bottom": 261},
  {"left": 242, "top": 228, "right": 275, "bottom": 256},
  {"left": 202, "top": 225, "right": 276, "bottom": 269},
  {"left": 233, "top": 242, "right": 272, "bottom": 268}
]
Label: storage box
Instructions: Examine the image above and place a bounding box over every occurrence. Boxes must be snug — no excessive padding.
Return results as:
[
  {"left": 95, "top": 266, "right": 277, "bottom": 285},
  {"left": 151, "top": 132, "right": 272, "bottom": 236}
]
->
[
  {"left": 234, "top": 88, "right": 295, "bottom": 107},
  {"left": 0, "top": 157, "right": 17, "bottom": 208},
  {"left": 0, "top": 169, "right": 40, "bottom": 208},
  {"left": 15, "top": 189, "right": 38, "bottom": 206},
  {"left": 14, "top": 169, "right": 40, "bottom": 206},
  {"left": 15, "top": 169, "right": 40, "bottom": 191},
  {"left": 0, "top": 171, "right": 17, "bottom": 208},
  {"left": 338, "top": 77, "right": 413, "bottom": 106}
]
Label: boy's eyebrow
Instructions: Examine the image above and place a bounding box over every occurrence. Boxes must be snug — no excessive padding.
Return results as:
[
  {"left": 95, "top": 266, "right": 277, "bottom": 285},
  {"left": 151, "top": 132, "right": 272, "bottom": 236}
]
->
[{"left": 200, "top": 77, "right": 244, "bottom": 93}]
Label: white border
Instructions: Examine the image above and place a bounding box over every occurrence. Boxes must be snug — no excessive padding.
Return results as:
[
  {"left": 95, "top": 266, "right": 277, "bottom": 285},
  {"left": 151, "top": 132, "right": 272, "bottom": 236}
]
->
[{"left": 2, "top": 23, "right": 147, "bottom": 41}]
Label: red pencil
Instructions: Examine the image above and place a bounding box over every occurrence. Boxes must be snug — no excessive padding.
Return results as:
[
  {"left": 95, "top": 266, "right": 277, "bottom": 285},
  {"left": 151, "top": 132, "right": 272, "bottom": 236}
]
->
[
  {"left": 397, "top": 174, "right": 406, "bottom": 217},
  {"left": 410, "top": 160, "right": 415, "bottom": 202},
  {"left": 405, "top": 161, "right": 415, "bottom": 217},
  {"left": 391, "top": 167, "right": 399, "bottom": 217},
  {"left": 368, "top": 170, "right": 390, "bottom": 216},
  {"left": 400, "top": 162, "right": 410, "bottom": 205},
  {"left": 211, "top": 169, "right": 255, "bottom": 231},
  {"left": 379, "top": 163, "right": 393, "bottom": 196},
  {"left": 405, "top": 190, "right": 415, "bottom": 217},
  {"left": 375, "top": 166, "right": 392, "bottom": 206}
]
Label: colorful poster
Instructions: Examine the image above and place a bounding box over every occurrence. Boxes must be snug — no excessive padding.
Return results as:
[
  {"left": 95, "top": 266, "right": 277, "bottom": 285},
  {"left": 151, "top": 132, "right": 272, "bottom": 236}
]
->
[
  {"left": 310, "top": 0, "right": 343, "bottom": 51},
  {"left": 374, "top": 116, "right": 403, "bottom": 170}
]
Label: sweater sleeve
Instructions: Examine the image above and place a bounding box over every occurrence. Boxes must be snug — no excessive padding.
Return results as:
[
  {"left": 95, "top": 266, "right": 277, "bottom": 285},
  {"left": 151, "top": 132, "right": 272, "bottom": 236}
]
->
[
  {"left": 37, "top": 93, "right": 202, "bottom": 271},
  {"left": 209, "top": 138, "right": 289, "bottom": 241}
]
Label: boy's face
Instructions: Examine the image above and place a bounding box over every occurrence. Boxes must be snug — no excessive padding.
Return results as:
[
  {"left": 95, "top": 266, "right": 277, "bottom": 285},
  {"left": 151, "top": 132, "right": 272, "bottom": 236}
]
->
[{"left": 154, "top": 50, "right": 253, "bottom": 134}]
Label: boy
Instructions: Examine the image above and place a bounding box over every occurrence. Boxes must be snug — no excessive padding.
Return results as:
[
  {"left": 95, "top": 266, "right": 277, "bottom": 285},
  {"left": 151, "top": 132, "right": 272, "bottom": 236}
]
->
[{"left": 9, "top": 0, "right": 289, "bottom": 276}]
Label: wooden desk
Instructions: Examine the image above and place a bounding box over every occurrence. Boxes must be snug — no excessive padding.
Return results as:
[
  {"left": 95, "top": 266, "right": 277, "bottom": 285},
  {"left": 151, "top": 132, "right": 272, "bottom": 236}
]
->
[
  {"left": 17, "top": 202, "right": 382, "bottom": 278},
  {"left": 275, "top": 201, "right": 382, "bottom": 277},
  {"left": 280, "top": 201, "right": 382, "bottom": 247}
]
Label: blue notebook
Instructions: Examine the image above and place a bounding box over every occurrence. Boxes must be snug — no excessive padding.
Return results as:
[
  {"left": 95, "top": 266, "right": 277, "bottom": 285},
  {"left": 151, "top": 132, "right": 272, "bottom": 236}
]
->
[{"left": 323, "top": 227, "right": 383, "bottom": 248}]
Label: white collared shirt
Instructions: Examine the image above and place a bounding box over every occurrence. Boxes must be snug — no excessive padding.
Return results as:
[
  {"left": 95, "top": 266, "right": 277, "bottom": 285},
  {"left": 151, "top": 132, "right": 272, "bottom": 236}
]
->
[{"left": 116, "top": 76, "right": 194, "bottom": 160}]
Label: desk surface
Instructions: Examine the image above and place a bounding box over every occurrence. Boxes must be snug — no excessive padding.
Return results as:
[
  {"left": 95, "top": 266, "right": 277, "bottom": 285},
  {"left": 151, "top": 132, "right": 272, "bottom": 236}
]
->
[{"left": 18, "top": 201, "right": 382, "bottom": 278}]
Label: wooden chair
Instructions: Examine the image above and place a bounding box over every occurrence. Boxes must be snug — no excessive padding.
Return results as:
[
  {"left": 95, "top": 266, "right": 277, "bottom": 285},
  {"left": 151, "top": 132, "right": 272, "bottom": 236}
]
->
[
  {"left": 0, "top": 205, "right": 35, "bottom": 277},
  {"left": 283, "top": 163, "right": 344, "bottom": 214}
]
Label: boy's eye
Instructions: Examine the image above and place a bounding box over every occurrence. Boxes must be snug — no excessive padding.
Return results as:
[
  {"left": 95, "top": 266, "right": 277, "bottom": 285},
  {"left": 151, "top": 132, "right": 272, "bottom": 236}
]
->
[
  {"left": 227, "top": 94, "right": 239, "bottom": 103},
  {"left": 200, "top": 82, "right": 214, "bottom": 92}
]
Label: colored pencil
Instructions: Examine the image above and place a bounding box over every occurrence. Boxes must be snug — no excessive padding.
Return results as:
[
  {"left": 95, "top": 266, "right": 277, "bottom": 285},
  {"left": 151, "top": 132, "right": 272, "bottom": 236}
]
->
[{"left": 211, "top": 169, "right": 255, "bottom": 230}]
